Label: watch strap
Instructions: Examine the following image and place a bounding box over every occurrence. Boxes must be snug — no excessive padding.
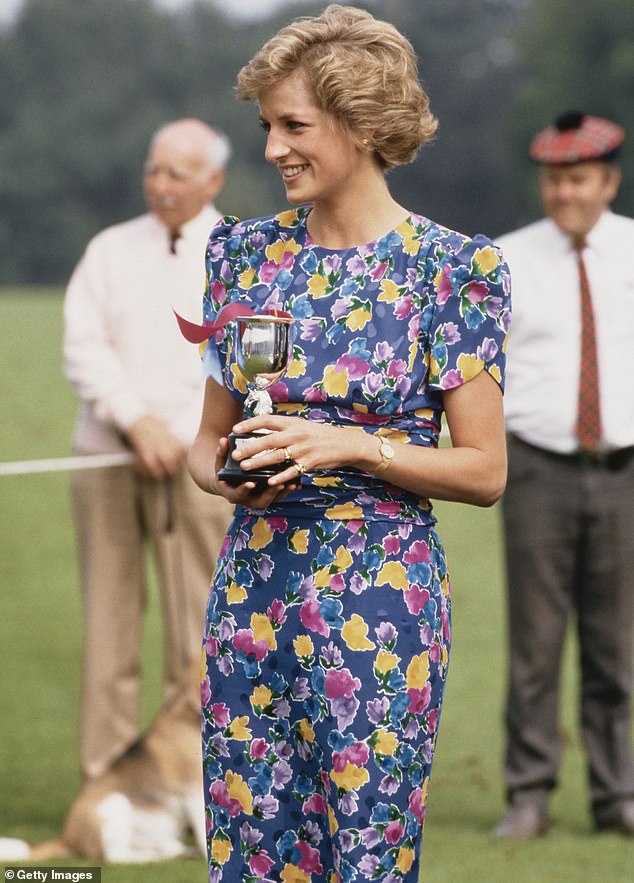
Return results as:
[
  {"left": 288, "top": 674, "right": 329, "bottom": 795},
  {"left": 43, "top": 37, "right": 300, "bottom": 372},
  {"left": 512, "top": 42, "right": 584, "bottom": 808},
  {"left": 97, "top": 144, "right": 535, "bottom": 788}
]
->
[{"left": 373, "top": 437, "right": 394, "bottom": 474}]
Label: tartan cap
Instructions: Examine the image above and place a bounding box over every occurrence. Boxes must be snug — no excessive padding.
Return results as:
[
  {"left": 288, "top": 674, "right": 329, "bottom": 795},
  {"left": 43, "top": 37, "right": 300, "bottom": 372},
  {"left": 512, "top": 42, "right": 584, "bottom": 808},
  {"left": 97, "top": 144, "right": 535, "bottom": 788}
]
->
[{"left": 529, "top": 111, "right": 625, "bottom": 164}]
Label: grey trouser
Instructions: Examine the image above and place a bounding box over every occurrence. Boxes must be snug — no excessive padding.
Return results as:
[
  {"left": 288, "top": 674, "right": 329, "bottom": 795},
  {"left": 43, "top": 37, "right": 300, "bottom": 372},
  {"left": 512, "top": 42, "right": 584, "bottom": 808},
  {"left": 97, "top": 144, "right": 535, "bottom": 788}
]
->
[
  {"left": 70, "top": 461, "right": 232, "bottom": 779},
  {"left": 501, "top": 434, "right": 634, "bottom": 813}
]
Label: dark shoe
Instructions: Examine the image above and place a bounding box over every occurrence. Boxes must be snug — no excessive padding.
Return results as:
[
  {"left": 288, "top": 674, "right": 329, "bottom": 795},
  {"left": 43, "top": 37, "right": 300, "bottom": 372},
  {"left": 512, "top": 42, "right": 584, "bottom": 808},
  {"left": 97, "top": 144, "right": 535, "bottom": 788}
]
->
[
  {"left": 594, "top": 800, "right": 634, "bottom": 835},
  {"left": 492, "top": 803, "right": 549, "bottom": 839}
]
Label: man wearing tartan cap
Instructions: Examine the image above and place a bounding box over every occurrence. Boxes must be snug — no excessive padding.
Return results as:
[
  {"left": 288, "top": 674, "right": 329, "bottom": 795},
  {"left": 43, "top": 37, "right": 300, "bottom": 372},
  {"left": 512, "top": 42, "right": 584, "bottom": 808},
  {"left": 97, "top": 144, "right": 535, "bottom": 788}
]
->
[
  {"left": 529, "top": 110, "right": 625, "bottom": 165},
  {"left": 493, "top": 111, "right": 634, "bottom": 839}
]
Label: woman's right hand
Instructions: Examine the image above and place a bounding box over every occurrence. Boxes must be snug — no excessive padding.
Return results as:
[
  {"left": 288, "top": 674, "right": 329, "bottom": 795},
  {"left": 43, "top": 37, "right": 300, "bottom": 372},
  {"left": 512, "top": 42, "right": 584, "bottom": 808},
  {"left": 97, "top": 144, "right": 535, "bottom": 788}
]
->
[{"left": 212, "top": 437, "right": 299, "bottom": 507}]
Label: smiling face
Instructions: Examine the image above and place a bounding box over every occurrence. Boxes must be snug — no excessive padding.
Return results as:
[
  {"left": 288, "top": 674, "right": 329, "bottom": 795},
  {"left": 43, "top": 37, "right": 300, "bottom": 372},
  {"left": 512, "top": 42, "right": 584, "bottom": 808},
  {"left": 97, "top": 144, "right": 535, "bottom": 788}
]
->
[
  {"left": 258, "top": 69, "right": 374, "bottom": 210},
  {"left": 539, "top": 161, "right": 621, "bottom": 240}
]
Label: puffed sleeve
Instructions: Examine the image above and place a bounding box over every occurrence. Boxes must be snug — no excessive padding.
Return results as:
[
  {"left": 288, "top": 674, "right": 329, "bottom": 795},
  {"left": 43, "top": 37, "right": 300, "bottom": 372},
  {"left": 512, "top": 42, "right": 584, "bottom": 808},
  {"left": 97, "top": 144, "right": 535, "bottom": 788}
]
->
[
  {"left": 425, "top": 234, "right": 511, "bottom": 391},
  {"left": 200, "top": 213, "right": 295, "bottom": 399},
  {"left": 200, "top": 215, "right": 244, "bottom": 397}
]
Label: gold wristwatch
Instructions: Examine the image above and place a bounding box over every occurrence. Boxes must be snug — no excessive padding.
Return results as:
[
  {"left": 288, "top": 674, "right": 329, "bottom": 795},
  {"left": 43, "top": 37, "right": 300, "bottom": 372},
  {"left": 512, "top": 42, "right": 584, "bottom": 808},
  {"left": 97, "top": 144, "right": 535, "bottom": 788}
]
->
[{"left": 373, "top": 436, "right": 395, "bottom": 474}]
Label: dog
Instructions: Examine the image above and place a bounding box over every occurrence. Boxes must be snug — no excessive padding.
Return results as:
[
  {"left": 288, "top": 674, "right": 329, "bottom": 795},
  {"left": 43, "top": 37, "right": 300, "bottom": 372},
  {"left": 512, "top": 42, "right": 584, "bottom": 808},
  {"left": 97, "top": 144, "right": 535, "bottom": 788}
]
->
[{"left": 0, "top": 658, "right": 206, "bottom": 863}]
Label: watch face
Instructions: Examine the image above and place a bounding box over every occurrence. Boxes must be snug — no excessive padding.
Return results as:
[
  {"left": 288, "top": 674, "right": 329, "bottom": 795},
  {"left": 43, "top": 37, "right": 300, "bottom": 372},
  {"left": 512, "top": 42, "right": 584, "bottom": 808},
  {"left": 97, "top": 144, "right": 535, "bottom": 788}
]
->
[{"left": 382, "top": 440, "right": 394, "bottom": 458}]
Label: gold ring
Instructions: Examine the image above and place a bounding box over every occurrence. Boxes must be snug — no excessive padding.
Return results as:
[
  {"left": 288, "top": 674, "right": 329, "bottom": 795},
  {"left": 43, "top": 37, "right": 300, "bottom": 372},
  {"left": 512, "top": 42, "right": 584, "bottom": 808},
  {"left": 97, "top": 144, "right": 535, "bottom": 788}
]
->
[
  {"left": 283, "top": 447, "right": 293, "bottom": 462},
  {"left": 294, "top": 461, "right": 306, "bottom": 475}
]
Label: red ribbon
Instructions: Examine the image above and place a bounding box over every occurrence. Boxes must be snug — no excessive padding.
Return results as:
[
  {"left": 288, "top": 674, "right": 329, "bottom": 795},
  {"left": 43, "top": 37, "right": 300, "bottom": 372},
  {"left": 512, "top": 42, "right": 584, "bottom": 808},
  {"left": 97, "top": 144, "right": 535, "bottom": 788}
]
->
[{"left": 174, "top": 303, "right": 292, "bottom": 344}]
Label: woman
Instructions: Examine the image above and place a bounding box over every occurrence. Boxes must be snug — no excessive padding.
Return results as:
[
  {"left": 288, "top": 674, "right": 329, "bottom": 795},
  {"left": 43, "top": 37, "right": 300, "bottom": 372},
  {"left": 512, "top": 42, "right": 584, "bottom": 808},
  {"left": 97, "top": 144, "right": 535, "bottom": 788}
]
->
[{"left": 189, "top": 5, "right": 510, "bottom": 881}]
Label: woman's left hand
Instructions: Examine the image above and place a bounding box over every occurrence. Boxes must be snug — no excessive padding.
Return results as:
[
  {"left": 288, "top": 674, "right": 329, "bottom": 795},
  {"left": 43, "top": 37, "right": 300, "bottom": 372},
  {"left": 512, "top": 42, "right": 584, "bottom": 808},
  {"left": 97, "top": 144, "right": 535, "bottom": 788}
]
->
[{"left": 231, "top": 414, "right": 379, "bottom": 484}]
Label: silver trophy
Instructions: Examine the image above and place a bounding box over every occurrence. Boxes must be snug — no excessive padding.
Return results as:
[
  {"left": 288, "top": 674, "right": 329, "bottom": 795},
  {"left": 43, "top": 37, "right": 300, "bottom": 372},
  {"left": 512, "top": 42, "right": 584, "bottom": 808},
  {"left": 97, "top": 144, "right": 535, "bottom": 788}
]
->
[{"left": 217, "top": 314, "right": 294, "bottom": 486}]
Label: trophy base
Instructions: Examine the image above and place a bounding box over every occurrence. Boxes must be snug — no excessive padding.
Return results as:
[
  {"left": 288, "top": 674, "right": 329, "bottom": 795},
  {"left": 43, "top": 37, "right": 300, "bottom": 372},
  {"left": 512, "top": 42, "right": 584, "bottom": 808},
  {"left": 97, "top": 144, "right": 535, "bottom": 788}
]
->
[{"left": 217, "top": 431, "right": 291, "bottom": 487}]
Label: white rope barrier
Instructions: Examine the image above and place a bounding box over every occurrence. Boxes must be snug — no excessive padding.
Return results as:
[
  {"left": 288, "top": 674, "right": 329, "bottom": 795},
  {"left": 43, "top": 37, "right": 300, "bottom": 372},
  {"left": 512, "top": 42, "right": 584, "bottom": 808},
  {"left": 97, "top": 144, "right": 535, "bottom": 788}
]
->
[{"left": 0, "top": 452, "right": 134, "bottom": 476}]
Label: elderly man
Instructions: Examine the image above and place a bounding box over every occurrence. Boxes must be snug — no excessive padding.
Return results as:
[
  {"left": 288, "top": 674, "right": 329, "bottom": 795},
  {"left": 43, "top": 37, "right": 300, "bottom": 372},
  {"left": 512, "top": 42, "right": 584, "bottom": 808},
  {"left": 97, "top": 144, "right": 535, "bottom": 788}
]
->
[
  {"left": 493, "top": 111, "right": 634, "bottom": 838},
  {"left": 64, "top": 118, "right": 234, "bottom": 780}
]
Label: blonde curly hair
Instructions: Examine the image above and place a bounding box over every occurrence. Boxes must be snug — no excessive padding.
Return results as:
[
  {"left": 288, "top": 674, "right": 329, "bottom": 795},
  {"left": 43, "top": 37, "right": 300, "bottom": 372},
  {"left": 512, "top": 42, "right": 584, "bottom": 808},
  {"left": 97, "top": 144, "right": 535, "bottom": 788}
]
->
[{"left": 236, "top": 4, "right": 437, "bottom": 169}]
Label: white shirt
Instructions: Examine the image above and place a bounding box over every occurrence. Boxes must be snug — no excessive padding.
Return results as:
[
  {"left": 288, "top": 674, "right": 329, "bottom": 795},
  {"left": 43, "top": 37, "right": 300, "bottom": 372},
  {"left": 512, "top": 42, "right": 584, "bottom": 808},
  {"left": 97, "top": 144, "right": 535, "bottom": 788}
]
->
[
  {"left": 64, "top": 205, "right": 221, "bottom": 453},
  {"left": 499, "top": 211, "right": 634, "bottom": 453}
]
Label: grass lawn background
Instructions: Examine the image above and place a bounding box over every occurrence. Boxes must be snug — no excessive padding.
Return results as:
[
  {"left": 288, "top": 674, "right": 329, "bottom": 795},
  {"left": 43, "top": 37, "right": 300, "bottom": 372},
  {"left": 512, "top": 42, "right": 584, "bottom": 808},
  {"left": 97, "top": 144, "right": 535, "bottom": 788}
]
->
[{"left": 0, "top": 290, "right": 631, "bottom": 882}]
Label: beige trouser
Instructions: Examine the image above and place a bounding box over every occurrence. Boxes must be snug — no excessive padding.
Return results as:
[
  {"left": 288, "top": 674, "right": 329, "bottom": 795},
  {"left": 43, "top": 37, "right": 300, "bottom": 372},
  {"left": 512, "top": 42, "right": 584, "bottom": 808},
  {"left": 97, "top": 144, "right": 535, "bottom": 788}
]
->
[{"left": 70, "top": 461, "right": 233, "bottom": 779}]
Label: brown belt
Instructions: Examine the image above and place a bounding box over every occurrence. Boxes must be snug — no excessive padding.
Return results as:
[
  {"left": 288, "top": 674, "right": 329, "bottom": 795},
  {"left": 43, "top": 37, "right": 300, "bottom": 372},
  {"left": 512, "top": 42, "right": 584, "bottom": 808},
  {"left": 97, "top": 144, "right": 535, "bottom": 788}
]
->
[{"left": 508, "top": 435, "right": 634, "bottom": 471}]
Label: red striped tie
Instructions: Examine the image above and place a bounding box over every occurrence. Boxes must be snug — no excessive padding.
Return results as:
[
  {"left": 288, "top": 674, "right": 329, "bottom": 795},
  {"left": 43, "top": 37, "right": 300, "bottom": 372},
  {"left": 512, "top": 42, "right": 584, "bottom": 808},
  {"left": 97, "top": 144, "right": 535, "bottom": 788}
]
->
[
  {"left": 574, "top": 239, "right": 602, "bottom": 451},
  {"left": 169, "top": 229, "right": 181, "bottom": 254}
]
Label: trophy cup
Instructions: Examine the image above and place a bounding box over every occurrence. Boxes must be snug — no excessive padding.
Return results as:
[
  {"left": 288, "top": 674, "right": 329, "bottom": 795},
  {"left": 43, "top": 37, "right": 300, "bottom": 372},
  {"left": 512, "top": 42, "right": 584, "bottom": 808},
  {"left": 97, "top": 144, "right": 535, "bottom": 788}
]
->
[{"left": 217, "top": 314, "right": 295, "bottom": 486}]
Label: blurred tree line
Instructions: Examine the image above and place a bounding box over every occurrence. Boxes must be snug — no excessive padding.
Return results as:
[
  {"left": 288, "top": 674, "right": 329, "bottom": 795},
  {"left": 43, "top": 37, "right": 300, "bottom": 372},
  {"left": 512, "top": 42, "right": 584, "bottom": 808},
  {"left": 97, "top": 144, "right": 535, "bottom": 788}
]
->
[{"left": 0, "top": 0, "right": 632, "bottom": 284}]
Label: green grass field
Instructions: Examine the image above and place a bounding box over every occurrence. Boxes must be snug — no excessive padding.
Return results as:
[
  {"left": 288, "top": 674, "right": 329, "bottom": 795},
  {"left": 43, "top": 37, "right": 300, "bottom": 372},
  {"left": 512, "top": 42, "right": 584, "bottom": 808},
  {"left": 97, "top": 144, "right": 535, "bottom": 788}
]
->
[{"left": 1, "top": 291, "right": 632, "bottom": 883}]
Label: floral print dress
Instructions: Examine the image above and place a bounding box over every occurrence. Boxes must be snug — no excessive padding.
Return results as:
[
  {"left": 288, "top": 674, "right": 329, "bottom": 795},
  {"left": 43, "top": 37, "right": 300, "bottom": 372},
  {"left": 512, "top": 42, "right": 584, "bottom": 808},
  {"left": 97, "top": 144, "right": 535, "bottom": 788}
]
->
[{"left": 200, "top": 207, "right": 510, "bottom": 883}]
